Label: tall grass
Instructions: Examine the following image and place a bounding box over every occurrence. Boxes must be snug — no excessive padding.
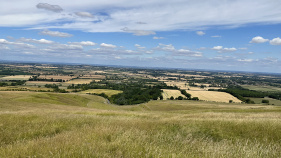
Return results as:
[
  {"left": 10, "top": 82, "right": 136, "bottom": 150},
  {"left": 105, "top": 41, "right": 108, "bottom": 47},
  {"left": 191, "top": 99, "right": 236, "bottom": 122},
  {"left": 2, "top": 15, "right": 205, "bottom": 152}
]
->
[{"left": 0, "top": 91, "right": 281, "bottom": 157}]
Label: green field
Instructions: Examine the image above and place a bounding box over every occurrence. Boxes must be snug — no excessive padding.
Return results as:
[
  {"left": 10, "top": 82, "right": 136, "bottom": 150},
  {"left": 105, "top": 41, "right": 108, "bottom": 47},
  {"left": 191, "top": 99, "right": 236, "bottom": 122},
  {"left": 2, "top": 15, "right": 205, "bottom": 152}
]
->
[
  {"left": 242, "top": 85, "right": 281, "bottom": 92},
  {"left": 1, "top": 91, "right": 281, "bottom": 157},
  {"left": 80, "top": 89, "right": 123, "bottom": 97},
  {"left": 247, "top": 97, "right": 281, "bottom": 106}
]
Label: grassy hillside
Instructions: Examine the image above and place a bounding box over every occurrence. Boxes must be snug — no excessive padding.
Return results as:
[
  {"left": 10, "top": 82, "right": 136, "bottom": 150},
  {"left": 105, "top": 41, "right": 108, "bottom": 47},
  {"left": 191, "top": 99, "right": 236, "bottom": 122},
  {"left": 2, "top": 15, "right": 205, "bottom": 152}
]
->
[{"left": 1, "top": 91, "right": 281, "bottom": 157}]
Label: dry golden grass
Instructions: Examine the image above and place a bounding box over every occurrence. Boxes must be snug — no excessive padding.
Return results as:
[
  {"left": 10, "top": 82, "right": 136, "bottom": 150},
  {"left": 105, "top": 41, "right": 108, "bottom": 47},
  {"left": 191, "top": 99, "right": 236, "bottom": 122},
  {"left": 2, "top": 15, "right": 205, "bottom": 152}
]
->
[
  {"left": 162, "top": 89, "right": 185, "bottom": 100},
  {"left": 0, "top": 75, "right": 32, "bottom": 80},
  {"left": 187, "top": 90, "right": 242, "bottom": 103},
  {"left": 0, "top": 91, "right": 281, "bottom": 157},
  {"left": 66, "top": 79, "right": 93, "bottom": 84},
  {"left": 165, "top": 81, "right": 189, "bottom": 89}
]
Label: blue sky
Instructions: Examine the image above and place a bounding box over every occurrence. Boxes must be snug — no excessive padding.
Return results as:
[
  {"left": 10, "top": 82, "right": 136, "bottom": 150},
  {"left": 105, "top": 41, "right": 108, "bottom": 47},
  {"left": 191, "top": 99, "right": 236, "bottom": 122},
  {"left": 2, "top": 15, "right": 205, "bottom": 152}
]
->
[{"left": 1, "top": 0, "right": 281, "bottom": 73}]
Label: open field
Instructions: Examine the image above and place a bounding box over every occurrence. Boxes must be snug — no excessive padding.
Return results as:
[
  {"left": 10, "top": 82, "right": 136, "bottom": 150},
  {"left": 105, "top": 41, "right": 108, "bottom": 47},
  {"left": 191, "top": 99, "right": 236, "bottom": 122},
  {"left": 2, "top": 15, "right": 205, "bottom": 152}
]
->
[
  {"left": 0, "top": 75, "right": 32, "bottom": 80},
  {"left": 25, "top": 81, "right": 62, "bottom": 86},
  {"left": 165, "top": 81, "right": 188, "bottom": 89},
  {"left": 80, "top": 89, "right": 123, "bottom": 97},
  {"left": 186, "top": 90, "right": 242, "bottom": 103},
  {"left": 66, "top": 79, "right": 93, "bottom": 84},
  {"left": 162, "top": 89, "right": 186, "bottom": 100},
  {"left": 0, "top": 91, "right": 281, "bottom": 157},
  {"left": 242, "top": 85, "right": 281, "bottom": 92},
  {"left": 0, "top": 86, "right": 54, "bottom": 92},
  {"left": 247, "top": 97, "right": 281, "bottom": 106}
]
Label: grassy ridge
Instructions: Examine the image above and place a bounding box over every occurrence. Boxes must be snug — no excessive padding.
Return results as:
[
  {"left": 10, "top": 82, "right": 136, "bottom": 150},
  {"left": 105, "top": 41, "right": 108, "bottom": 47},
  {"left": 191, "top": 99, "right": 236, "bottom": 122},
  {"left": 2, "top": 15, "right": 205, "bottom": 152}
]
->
[{"left": 0, "top": 91, "right": 281, "bottom": 157}]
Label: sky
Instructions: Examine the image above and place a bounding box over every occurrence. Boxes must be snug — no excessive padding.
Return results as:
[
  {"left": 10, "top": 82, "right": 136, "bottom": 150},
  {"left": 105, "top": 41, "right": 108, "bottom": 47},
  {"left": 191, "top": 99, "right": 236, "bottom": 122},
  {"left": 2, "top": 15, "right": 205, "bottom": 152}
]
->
[{"left": 1, "top": 0, "right": 281, "bottom": 73}]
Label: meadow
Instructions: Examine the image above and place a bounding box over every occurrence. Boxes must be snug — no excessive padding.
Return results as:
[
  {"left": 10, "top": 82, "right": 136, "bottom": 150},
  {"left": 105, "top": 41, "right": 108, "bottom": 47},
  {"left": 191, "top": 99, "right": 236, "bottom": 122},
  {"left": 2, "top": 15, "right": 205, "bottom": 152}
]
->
[
  {"left": 242, "top": 85, "right": 281, "bottom": 92},
  {"left": 79, "top": 89, "right": 123, "bottom": 97},
  {"left": 0, "top": 75, "right": 31, "bottom": 80},
  {"left": 0, "top": 91, "right": 281, "bottom": 157}
]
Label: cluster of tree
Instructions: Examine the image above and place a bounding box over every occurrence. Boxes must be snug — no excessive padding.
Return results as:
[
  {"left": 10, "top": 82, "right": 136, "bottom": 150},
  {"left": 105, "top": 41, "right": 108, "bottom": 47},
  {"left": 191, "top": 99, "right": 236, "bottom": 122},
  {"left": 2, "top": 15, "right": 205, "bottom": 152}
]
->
[
  {"left": 110, "top": 87, "right": 163, "bottom": 105},
  {"left": 0, "top": 81, "right": 26, "bottom": 87},
  {"left": 45, "top": 84, "right": 68, "bottom": 93},
  {"left": 0, "top": 70, "right": 32, "bottom": 76},
  {"left": 29, "top": 76, "right": 65, "bottom": 82},
  {"left": 218, "top": 85, "right": 281, "bottom": 103},
  {"left": 181, "top": 90, "right": 191, "bottom": 99},
  {"left": 45, "top": 84, "right": 59, "bottom": 89}
]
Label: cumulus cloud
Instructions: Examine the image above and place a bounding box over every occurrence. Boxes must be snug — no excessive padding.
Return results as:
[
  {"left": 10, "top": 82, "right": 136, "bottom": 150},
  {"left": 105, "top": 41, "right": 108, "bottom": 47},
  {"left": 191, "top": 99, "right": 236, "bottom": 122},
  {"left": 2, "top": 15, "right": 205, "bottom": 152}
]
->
[
  {"left": 75, "top": 12, "right": 94, "bottom": 18},
  {"left": 155, "top": 43, "right": 202, "bottom": 57},
  {"left": 134, "top": 44, "right": 145, "bottom": 49},
  {"left": 196, "top": 31, "right": 205, "bottom": 36},
  {"left": 212, "top": 46, "right": 237, "bottom": 53},
  {"left": 121, "top": 27, "right": 156, "bottom": 36},
  {"left": 100, "top": 43, "right": 117, "bottom": 48},
  {"left": 1, "top": 0, "right": 281, "bottom": 32},
  {"left": 270, "top": 37, "right": 281, "bottom": 45},
  {"left": 0, "top": 38, "right": 35, "bottom": 48},
  {"left": 19, "top": 38, "right": 54, "bottom": 44},
  {"left": 211, "top": 35, "right": 221, "bottom": 38},
  {"left": 0, "top": 39, "right": 9, "bottom": 44},
  {"left": 39, "top": 30, "right": 73, "bottom": 37},
  {"left": 237, "top": 59, "right": 255, "bottom": 62},
  {"left": 153, "top": 36, "right": 165, "bottom": 39},
  {"left": 250, "top": 36, "right": 269, "bottom": 43},
  {"left": 68, "top": 41, "right": 96, "bottom": 46},
  {"left": 36, "top": 3, "right": 63, "bottom": 13}
]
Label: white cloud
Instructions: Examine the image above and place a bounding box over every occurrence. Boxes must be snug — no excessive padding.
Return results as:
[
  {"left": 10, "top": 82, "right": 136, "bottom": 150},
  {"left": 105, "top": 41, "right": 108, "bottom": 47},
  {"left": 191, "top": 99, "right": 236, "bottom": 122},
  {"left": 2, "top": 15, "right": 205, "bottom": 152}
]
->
[
  {"left": 212, "top": 46, "right": 223, "bottom": 50},
  {"left": 121, "top": 27, "right": 156, "bottom": 36},
  {"left": 19, "top": 38, "right": 54, "bottom": 44},
  {"left": 39, "top": 30, "right": 73, "bottom": 37},
  {"left": 100, "top": 43, "right": 117, "bottom": 48},
  {"left": 1, "top": 0, "right": 281, "bottom": 32},
  {"left": 36, "top": 3, "right": 63, "bottom": 13},
  {"left": 250, "top": 36, "right": 269, "bottom": 43},
  {"left": 153, "top": 36, "right": 165, "bottom": 39},
  {"left": 134, "top": 44, "right": 145, "bottom": 49},
  {"left": 75, "top": 12, "right": 94, "bottom": 18},
  {"left": 0, "top": 39, "right": 9, "bottom": 44},
  {"left": 50, "top": 44, "right": 83, "bottom": 50},
  {"left": 237, "top": 59, "right": 254, "bottom": 62},
  {"left": 212, "top": 46, "right": 237, "bottom": 53},
  {"left": 239, "top": 47, "right": 248, "bottom": 50},
  {"left": 156, "top": 43, "right": 202, "bottom": 57},
  {"left": 69, "top": 41, "right": 96, "bottom": 46},
  {"left": 211, "top": 35, "right": 221, "bottom": 38},
  {"left": 270, "top": 37, "right": 281, "bottom": 45},
  {"left": 0, "top": 38, "right": 35, "bottom": 48},
  {"left": 196, "top": 31, "right": 205, "bottom": 36}
]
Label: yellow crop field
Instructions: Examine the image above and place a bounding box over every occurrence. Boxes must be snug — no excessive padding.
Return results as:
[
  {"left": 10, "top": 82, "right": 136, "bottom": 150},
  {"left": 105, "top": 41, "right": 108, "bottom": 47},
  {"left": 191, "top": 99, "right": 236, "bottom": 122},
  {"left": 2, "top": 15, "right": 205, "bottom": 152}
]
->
[
  {"left": 162, "top": 89, "right": 185, "bottom": 100},
  {"left": 164, "top": 81, "right": 189, "bottom": 89},
  {"left": 66, "top": 79, "right": 93, "bottom": 84},
  {"left": 186, "top": 90, "right": 242, "bottom": 103},
  {"left": 0, "top": 75, "right": 32, "bottom": 80},
  {"left": 80, "top": 89, "right": 123, "bottom": 97}
]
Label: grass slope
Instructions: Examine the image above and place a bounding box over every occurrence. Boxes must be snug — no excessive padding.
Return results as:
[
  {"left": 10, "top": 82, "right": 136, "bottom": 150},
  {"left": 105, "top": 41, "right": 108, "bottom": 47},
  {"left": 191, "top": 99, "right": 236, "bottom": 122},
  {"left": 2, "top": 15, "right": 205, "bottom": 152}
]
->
[{"left": 0, "top": 91, "right": 281, "bottom": 157}]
